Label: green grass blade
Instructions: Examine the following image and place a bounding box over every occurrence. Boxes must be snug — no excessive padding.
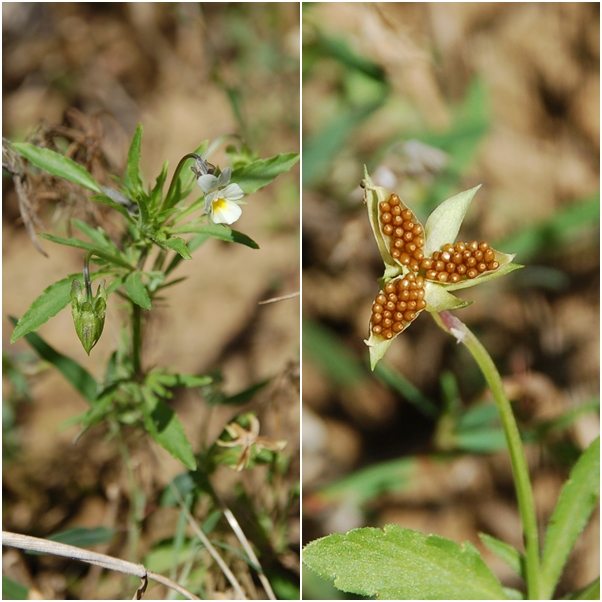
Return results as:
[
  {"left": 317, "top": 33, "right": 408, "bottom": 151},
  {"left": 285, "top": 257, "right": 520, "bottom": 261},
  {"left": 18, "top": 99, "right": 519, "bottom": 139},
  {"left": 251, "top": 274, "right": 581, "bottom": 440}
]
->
[
  {"left": 540, "top": 436, "right": 600, "bottom": 599},
  {"left": 169, "top": 224, "right": 259, "bottom": 249},
  {"left": 8, "top": 316, "right": 98, "bottom": 403},
  {"left": 12, "top": 142, "right": 102, "bottom": 193},
  {"left": 479, "top": 533, "right": 524, "bottom": 578},
  {"left": 124, "top": 124, "right": 144, "bottom": 196}
]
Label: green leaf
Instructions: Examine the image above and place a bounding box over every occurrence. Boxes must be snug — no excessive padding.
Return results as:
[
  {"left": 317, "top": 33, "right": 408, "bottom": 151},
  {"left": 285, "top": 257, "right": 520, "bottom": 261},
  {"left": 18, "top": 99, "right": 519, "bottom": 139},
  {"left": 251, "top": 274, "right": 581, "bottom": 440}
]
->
[
  {"left": 566, "top": 577, "right": 600, "bottom": 600},
  {"left": 37, "top": 234, "right": 133, "bottom": 270},
  {"left": 540, "top": 436, "right": 600, "bottom": 600},
  {"left": 163, "top": 236, "right": 192, "bottom": 259},
  {"left": 72, "top": 220, "right": 126, "bottom": 258},
  {"left": 90, "top": 193, "right": 136, "bottom": 221},
  {"left": 8, "top": 316, "right": 98, "bottom": 403},
  {"left": 10, "top": 275, "right": 76, "bottom": 343},
  {"left": 479, "top": 533, "right": 524, "bottom": 578},
  {"left": 124, "top": 272, "right": 152, "bottom": 310},
  {"left": 48, "top": 526, "right": 115, "bottom": 548},
  {"left": 150, "top": 160, "right": 169, "bottom": 210},
  {"left": 169, "top": 224, "right": 259, "bottom": 249},
  {"left": 124, "top": 124, "right": 144, "bottom": 196},
  {"left": 141, "top": 388, "right": 197, "bottom": 470},
  {"left": 303, "top": 524, "right": 508, "bottom": 600},
  {"left": 2, "top": 575, "right": 29, "bottom": 600},
  {"left": 12, "top": 142, "right": 102, "bottom": 193},
  {"left": 231, "top": 152, "right": 299, "bottom": 194},
  {"left": 424, "top": 185, "right": 481, "bottom": 256}
]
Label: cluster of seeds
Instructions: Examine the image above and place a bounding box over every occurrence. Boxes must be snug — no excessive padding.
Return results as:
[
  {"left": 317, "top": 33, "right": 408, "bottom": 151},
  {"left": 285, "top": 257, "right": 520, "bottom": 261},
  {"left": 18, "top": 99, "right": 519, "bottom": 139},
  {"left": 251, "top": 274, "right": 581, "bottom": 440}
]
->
[
  {"left": 370, "top": 273, "right": 427, "bottom": 339},
  {"left": 378, "top": 194, "right": 425, "bottom": 272},
  {"left": 421, "top": 241, "right": 500, "bottom": 283}
]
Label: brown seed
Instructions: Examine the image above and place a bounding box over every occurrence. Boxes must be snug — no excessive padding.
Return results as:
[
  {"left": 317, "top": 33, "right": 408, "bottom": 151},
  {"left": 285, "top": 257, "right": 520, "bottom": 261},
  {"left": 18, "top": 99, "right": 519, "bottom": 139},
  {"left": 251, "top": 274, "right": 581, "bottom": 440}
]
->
[
  {"left": 399, "top": 278, "right": 410, "bottom": 289},
  {"left": 453, "top": 252, "right": 463, "bottom": 264},
  {"left": 383, "top": 330, "right": 394, "bottom": 339},
  {"left": 468, "top": 240, "right": 479, "bottom": 252},
  {"left": 406, "top": 242, "right": 417, "bottom": 253},
  {"left": 415, "top": 276, "right": 424, "bottom": 287},
  {"left": 456, "top": 264, "right": 467, "bottom": 275},
  {"left": 393, "top": 239, "right": 404, "bottom": 249},
  {"left": 421, "top": 258, "right": 433, "bottom": 270},
  {"left": 385, "top": 301, "right": 395, "bottom": 311},
  {"left": 388, "top": 293, "right": 398, "bottom": 303},
  {"left": 441, "top": 251, "right": 452, "bottom": 262},
  {"left": 379, "top": 202, "right": 391, "bottom": 213},
  {"left": 372, "top": 324, "right": 382, "bottom": 334},
  {"left": 479, "top": 241, "right": 490, "bottom": 252},
  {"left": 401, "top": 209, "right": 413, "bottom": 221},
  {"left": 385, "top": 282, "right": 396, "bottom": 294},
  {"left": 404, "top": 310, "right": 416, "bottom": 321},
  {"left": 413, "top": 224, "right": 423, "bottom": 236},
  {"left": 391, "top": 205, "right": 402, "bottom": 216},
  {"left": 477, "top": 262, "right": 487, "bottom": 273},
  {"left": 396, "top": 302, "right": 407, "bottom": 312},
  {"left": 414, "top": 249, "right": 424, "bottom": 261},
  {"left": 403, "top": 231, "right": 414, "bottom": 242},
  {"left": 407, "top": 301, "right": 417, "bottom": 310},
  {"left": 449, "top": 273, "right": 461, "bottom": 283},
  {"left": 393, "top": 215, "right": 403, "bottom": 226},
  {"left": 383, "top": 224, "right": 394, "bottom": 236},
  {"left": 432, "top": 251, "right": 441, "bottom": 261},
  {"left": 383, "top": 317, "right": 393, "bottom": 328},
  {"left": 426, "top": 269, "right": 437, "bottom": 280},
  {"left": 394, "top": 312, "right": 404, "bottom": 322},
  {"left": 474, "top": 250, "right": 483, "bottom": 261},
  {"left": 484, "top": 249, "right": 495, "bottom": 263},
  {"left": 381, "top": 212, "right": 392, "bottom": 223},
  {"left": 414, "top": 236, "right": 425, "bottom": 248},
  {"left": 409, "top": 259, "right": 421, "bottom": 272},
  {"left": 443, "top": 243, "right": 455, "bottom": 253},
  {"left": 437, "top": 272, "right": 449, "bottom": 282},
  {"left": 391, "top": 249, "right": 401, "bottom": 259},
  {"left": 417, "top": 299, "right": 427, "bottom": 310},
  {"left": 373, "top": 303, "right": 384, "bottom": 313},
  {"left": 446, "top": 262, "right": 456, "bottom": 273},
  {"left": 488, "top": 261, "right": 499, "bottom": 271},
  {"left": 402, "top": 220, "right": 414, "bottom": 231},
  {"left": 466, "top": 257, "right": 477, "bottom": 268},
  {"left": 376, "top": 294, "right": 387, "bottom": 305},
  {"left": 467, "top": 268, "right": 478, "bottom": 279},
  {"left": 434, "top": 260, "right": 445, "bottom": 272},
  {"left": 399, "top": 253, "right": 411, "bottom": 265},
  {"left": 400, "top": 290, "right": 410, "bottom": 300},
  {"left": 455, "top": 241, "right": 466, "bottom": 252},
  {"left": 392, "top": 322, "right": 404, "bottom": 333},
  {"left": 383, "top": 310, "right": 392, "bottom": 319},
  {"left": 389, "top": 194, "right": 400, "bottom": 206},
  {"left": 415, "top": 289, "right": 425, "bottom": 299},
  {"left": 372, "top": 313, "right": 383, "bottom": 323}
]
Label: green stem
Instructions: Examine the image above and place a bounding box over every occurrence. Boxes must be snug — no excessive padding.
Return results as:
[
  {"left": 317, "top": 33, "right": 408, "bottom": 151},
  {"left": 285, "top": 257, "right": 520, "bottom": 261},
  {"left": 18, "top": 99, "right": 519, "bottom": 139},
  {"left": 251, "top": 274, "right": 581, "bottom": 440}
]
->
[
  {"left": 433, "top": 312, "right": 541, "bottom": 599},
  {"left": 132, "top": 302, "right": 142, "bottom": 377},
  {"left": 162, "top": 153, "right": 208, "bottom": 211}
]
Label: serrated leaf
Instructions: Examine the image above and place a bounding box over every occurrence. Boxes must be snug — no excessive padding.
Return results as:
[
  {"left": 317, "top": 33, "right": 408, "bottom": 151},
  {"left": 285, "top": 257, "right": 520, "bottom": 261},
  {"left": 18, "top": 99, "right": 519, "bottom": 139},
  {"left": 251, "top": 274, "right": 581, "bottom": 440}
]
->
[
  {"left": 12, "top": 142, "right": 102, "bottom": 193},
  {"left": 124, "top": 271, "right": 152, "bottom": 310},
  {"left": 540, "top": 436, "right": 600, "bottom": 600},
  {"left": 8, "top": 316, "right": 98, "bottom": 403},
  {"left": 169, "top": 224, "right": 259, "bottom": 249},
  {"left": 141, "top": 388, "right": 196, "bottom": 470},
  {"left": 424, "top": 185, "right": 481, "bottom": 256},
  {"left": 231, "top": 152, "right": 299, "bottom": 194},
  {"left": 303, "top": 524, "right": 508, "bottom": 600}
]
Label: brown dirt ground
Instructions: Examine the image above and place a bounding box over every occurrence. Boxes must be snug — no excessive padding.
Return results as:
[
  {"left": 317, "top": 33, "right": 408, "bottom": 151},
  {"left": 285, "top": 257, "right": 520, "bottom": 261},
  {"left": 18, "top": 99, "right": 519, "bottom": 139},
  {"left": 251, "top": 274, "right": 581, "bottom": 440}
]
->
[{"left": 3, "top": 4, "right": 299, "bottom": 600}]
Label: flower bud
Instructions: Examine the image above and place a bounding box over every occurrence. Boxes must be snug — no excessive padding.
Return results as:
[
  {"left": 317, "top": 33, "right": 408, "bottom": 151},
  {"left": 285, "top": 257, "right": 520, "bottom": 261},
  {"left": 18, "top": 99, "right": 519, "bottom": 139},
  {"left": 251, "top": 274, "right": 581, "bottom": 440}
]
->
[{"left": 70, "top": 278, "right": 107, "bottom": 355}]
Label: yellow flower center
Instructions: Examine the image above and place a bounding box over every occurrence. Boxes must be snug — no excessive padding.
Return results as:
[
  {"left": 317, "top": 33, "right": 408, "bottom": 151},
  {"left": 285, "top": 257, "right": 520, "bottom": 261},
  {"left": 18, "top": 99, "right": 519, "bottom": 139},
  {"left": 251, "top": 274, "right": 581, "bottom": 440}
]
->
[{"left": 212, "top": 197, "right": 228, "bottom": 212}]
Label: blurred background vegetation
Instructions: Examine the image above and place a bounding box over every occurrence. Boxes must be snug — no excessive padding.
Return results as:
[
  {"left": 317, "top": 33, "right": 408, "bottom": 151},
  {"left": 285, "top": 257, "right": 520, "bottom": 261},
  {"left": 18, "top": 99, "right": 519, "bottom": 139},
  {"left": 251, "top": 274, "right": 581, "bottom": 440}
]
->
[
  {"left": 3, "top": 3, "right": 299, "bottom": 599},
  {"left": 301, "top": 3, "right": 598, "bottom": 599}
]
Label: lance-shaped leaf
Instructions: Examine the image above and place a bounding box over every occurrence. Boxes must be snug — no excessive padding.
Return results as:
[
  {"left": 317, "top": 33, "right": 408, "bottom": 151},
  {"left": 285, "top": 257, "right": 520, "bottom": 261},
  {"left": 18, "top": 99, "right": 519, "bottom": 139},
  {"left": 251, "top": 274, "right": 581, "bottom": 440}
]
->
[
  {"left": 231, "top": 152, "right": 299, "bottom": 194},
  {"left": 12, "top": 142, "right": 102, "bottom": 193}
]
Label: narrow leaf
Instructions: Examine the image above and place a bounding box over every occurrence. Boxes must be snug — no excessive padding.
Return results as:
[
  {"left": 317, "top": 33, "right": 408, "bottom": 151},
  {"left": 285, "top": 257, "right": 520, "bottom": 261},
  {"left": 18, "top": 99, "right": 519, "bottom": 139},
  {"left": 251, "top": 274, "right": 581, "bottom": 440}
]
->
[
  {"left": 231, "top": 152, "right": 299, "bottom": 194},
  {"left": 8, "top": 316, "right": 97, "bottom": 403},
  {"left": 124, "top": 272, "right": 152, "bottom": 310},
  {"left": 124, "top": 124, "right": 144, "bottom": 195},
  {"left": 169, "top": 224, "right": 259, "bottom": 249},
  {"left": 540, "top": 436, "right": 600, "bottom": 599},
  {"left": 303, "top": 524, "right": 508, "bottom": 600},
  {"left": 12, "top": 142, "right": 102, "bottom": 193},
  {"left": 72, "top": 220, "right": 125, "bottom": 257},
  {"left": 38, "top": 234, "right": 133, "bottom": 269},
  {"left": 479, "top": 533, "right": 524, "bottom": 578},
  {"left": 48, "top": 527, "right": 115, "bottom": 548},
  {"left": 141, "top": 388, "right": 197, "bottom": 470}
]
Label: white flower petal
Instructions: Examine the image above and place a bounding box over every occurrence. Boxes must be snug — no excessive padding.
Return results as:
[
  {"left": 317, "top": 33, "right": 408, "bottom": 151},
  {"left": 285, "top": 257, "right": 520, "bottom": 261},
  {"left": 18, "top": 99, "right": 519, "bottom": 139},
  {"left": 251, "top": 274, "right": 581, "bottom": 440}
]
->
[
  {"left": 211, "top": 198, "right": 243, "bottom": 225},
  {"left": 217, "top": 167, "right": 232, "bottom": 187},
  {"left": 221, "top": 183, "right": 244, "bottom": 201},
  {"left": 198, "top": 174, "right": 219, "bottom": 193}
]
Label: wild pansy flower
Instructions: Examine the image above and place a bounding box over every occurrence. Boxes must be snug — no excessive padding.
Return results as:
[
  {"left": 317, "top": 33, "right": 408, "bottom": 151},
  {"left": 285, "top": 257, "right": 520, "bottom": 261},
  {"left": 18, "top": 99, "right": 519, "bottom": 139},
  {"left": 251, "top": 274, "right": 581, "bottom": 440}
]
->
[
  {"left": 362, "top": 167, "right": 522, "bottom": 369},
  {"left": 196, "top": 164, "right": 245, "bottom": 225}
]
